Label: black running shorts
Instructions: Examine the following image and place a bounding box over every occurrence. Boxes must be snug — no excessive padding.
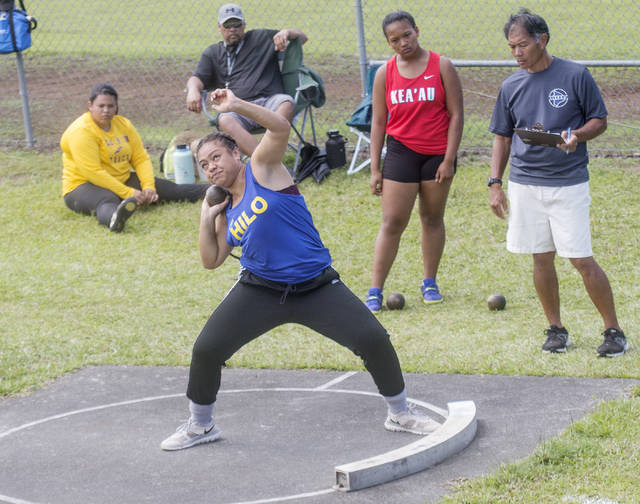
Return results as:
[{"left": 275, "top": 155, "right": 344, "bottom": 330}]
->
[{"left": 383, "top": 135, "right": 456, "bottom": 182}]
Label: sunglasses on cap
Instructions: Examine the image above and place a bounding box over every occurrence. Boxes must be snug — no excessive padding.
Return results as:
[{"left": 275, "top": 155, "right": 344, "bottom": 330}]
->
[{"left": 223, "top": 20, "right": 243, "bottom": 29}]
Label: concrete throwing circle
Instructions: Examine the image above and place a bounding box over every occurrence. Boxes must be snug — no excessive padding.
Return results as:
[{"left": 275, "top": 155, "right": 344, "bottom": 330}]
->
[{"left": 0, "top": 386, "right": 447, "bottom": 504}]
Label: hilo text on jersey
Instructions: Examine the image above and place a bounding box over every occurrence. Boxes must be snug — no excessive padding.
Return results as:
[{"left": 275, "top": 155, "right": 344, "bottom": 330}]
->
[
  {"left": 228, "top": 196, "right": 268, "bottom": 240},
  {"left": 389, "top": 86, "right": 436, "bottom": 105}
]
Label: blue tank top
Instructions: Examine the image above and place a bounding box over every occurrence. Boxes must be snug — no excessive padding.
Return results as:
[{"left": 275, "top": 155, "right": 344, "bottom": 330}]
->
[{"left": 225, "top": 162, "right": 332, "bottom": 283}]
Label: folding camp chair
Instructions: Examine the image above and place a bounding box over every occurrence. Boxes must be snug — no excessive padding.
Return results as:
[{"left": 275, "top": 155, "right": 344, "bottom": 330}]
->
[
  {"left": 201, "top": 38, "right": 324, "bottom": 174},
  {"left": 345, "top": 61, "right": 385, "bottom": 175},
  {"left": 280, "top": 38, "right": 325, "bottom": 174}
]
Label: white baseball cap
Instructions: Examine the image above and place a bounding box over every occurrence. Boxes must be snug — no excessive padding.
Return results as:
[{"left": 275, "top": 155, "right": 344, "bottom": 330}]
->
[{"left": 218, "top": 3, "right": 244, "bottom": 25}]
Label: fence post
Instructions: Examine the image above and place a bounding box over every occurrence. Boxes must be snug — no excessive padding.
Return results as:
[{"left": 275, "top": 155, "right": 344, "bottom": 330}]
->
[
  {"left": 353, "top": 0, "right": 368, "bottom": 96},
  {"left": 16, "top": 50, "right": 35, "bottom": 147}
]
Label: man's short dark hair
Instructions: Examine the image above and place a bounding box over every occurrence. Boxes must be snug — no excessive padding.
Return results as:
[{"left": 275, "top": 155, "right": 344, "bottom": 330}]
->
[
  {"left": 196, "top": 131, "right": 237, "bottom": 157},
  {"left": 382, "top": 10, "right": 417, "bottom": 37},
  {"left": 503, "top": 8, "right": 550, "bottom": 43}
]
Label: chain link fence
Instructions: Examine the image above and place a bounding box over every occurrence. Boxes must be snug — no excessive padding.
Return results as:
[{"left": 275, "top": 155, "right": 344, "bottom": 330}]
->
[{"left": 1, "top": 0, "right": 638, "bottom": 157}]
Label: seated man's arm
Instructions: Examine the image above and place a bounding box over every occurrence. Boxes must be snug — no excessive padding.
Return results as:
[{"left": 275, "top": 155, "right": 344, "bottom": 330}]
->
[
  {"left": 273, "top": 29, "right": 308, "bottom": 51},
  {"left": 186, "top": 75, "right": 205, "bottom": 113}
]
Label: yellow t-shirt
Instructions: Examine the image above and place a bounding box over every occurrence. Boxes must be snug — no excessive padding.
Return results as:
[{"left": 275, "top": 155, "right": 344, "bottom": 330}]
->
[{"left": 60, "top": 112, "right": 155, "bottom": 198}]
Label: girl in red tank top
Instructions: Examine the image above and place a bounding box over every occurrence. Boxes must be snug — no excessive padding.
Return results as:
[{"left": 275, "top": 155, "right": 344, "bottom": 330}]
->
[
  {"left": 364, "top": 10, "right": 463, "bottom": 313},
  {"left": 385, "top": 50, "right": 450, "bottom": 154}
]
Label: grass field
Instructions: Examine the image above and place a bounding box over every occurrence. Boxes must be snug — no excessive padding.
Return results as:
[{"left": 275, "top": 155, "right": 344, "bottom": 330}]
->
[
  {"left": 1, "top": 149, "right": 639, "bottom": 502},
  {"left": 26, "top": 0, "right": 640, "bottom": 60}
]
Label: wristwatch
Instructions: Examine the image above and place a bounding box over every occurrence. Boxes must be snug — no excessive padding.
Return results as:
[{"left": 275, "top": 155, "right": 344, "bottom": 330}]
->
[{"left": 487, "top": 177, "right": 502, "bottom": 187}]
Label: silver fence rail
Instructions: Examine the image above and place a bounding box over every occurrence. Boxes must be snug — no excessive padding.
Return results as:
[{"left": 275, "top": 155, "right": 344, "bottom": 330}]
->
[{"left": 1, "top": 0, "right": 638, "bottom": 156}]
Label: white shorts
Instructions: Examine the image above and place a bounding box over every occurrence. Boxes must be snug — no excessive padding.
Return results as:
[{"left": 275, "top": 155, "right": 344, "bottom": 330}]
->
[{"left": 506, "top": 181, "right": 592, "bottom": 258}]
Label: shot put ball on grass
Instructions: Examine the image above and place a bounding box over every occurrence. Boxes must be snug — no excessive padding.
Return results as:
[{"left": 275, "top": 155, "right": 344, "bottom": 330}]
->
[
  {"left": 386, "top": 292, "right": 405, "bottom": 310},
  {"left": 487, "top": 293, "right": 506, "bottom": 311},
  {"left": 205, "top": 184, "right": 228, "bottom": 206}
]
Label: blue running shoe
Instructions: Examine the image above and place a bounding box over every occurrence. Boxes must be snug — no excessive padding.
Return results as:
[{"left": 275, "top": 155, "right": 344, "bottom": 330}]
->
[
  {"left": 365, "top": 288, "right": 383, "bottom": 313},
  {"left": 421, "top": 280, "right": 443, "bottom": 304}
]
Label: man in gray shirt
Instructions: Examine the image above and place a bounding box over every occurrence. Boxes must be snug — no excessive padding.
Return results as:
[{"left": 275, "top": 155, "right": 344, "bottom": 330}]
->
[
  {"left": 185, "top": 3, "right": 307, "bottom": 155},
  {"left": 487, "top": 8, "right": 628, "bottom": 357}
]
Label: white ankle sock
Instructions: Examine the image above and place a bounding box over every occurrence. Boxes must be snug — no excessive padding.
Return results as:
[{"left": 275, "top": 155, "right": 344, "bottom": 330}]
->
[
  {"left": 383, "top": 388, "right": 407, "bottom": 415},
  {"left": 189, "top": 400, "right": 215, "bottom": 426}
]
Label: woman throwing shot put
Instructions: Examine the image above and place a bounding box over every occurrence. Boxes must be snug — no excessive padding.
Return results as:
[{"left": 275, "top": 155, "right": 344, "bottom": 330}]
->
[
  {"left": 61, "top": 83, "right": 207, "bottom": 232},
  {"left": 161, "top": 88, "right": 437, "bottom": 450},
  {"left": 365, "top": 11, "right": 463, "bottom": 311}
]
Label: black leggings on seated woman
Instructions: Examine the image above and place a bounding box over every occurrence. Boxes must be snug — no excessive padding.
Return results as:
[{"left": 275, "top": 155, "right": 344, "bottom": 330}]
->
[{"left": 64, "top": 173, "right": 207, "bottom": 226}]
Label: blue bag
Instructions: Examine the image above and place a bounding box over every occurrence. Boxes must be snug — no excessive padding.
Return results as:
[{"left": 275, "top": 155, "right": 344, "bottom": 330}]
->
[{"left": 0, "top": 0, "right": 36, "bottom": 54}]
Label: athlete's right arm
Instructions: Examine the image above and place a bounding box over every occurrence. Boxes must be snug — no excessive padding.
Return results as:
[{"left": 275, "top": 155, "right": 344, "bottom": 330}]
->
[
  {"left": 369, "top": 65, "right": 387, "bottom": 195},
  {"left": 199, "top": 198, "right": 233, "bottom": 269}
]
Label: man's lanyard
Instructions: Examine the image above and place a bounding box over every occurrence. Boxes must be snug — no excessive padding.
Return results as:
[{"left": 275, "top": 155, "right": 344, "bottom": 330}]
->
[{"left": 224, "top": 41, "right": 244, "bottom": 88}]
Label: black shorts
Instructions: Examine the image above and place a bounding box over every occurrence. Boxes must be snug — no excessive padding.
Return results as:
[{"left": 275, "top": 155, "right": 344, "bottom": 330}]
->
[{"left": 383, "top": 135, "right": 456, "bottom": 183}]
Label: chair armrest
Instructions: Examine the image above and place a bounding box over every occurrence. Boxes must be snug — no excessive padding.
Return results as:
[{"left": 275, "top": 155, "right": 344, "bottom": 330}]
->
[{"left": 201, "top": 90, "right": 219, "bottom": 128}]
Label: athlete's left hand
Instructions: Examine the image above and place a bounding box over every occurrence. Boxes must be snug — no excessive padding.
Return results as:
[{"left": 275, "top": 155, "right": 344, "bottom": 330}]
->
[
  {"left": 209, "top": 88, "right": 238, "bottom": 113},
  {"left": 370, "top": 170, "right": 383, "bottom": 195},
  {"left": 434, "top": 159, "right": 455, "bottom": 183}
]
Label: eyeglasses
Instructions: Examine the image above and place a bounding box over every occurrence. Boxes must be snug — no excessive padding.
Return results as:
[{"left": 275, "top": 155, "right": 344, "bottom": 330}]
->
[{"left": 222, "top": 20, "right": 243, "bottom": 29}]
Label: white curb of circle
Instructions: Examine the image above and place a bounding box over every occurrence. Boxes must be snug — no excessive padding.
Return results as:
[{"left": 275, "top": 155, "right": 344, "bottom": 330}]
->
[{"left": 335, "top": 400, "right": 477, "bottom": 491}]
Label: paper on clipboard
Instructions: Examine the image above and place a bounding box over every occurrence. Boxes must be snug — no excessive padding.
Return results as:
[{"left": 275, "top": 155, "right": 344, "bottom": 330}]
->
[{"left": 514, "top": 128, "right": 566, "bottom": 147}]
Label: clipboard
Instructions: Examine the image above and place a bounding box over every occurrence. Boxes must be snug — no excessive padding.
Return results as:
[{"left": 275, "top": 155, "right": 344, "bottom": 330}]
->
[{"left": 514, "top": 128, "right": 565, "bottom": 147}]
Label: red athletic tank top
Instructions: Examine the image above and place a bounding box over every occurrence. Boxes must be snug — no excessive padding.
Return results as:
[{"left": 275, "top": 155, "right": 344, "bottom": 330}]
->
[{"left": 385, "top": 51, "right": 450, "bottom": 154}]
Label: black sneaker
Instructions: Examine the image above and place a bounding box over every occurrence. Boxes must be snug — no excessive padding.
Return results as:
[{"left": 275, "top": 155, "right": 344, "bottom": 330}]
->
[
  {"left": 597, "top": 328, "right": 629, "bottom": 357},
  {"left": 542, "top": 325, "right": 570, "bottom": 353},
  {"left": 109, "top": 197, "right": 137, "bottom": 233}
]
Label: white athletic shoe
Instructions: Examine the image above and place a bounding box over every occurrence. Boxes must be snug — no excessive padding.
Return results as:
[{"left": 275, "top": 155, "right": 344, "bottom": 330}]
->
[
  {"left": 384, "top": 405, "right": 440, "bottom": 435},
  {"left": 160, "top": 419, "right": 221, "bottom": 451}
]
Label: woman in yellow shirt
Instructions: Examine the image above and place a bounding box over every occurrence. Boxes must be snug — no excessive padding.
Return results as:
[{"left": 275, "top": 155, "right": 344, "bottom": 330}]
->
[{"left": 61, "top": 83, "right": 207, "bottom": 232}]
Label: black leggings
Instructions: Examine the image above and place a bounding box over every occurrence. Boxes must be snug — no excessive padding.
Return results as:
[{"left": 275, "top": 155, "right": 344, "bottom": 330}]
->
[
  {"left": 63, "top": 173, "right": 208, "bottom": 226},
  {"left": 187, "top": 269, "right": 405, "bottom": 404}
]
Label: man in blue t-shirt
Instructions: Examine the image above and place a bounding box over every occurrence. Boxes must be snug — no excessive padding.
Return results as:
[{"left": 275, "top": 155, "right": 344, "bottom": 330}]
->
[
  {"left": 185, "top": 3, "right": 307, "bottom": 156},
  {"left": 487, "top": 8, "right": 628, "bottom": 357}
]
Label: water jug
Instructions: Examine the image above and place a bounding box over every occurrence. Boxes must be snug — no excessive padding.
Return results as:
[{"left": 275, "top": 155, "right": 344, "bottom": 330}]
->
[
  {"left": 173, "top": 144, "right": 195, "bottom": 184},
  {"left": 325, "top": 130, "right": 346, "bottom": 169}
]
